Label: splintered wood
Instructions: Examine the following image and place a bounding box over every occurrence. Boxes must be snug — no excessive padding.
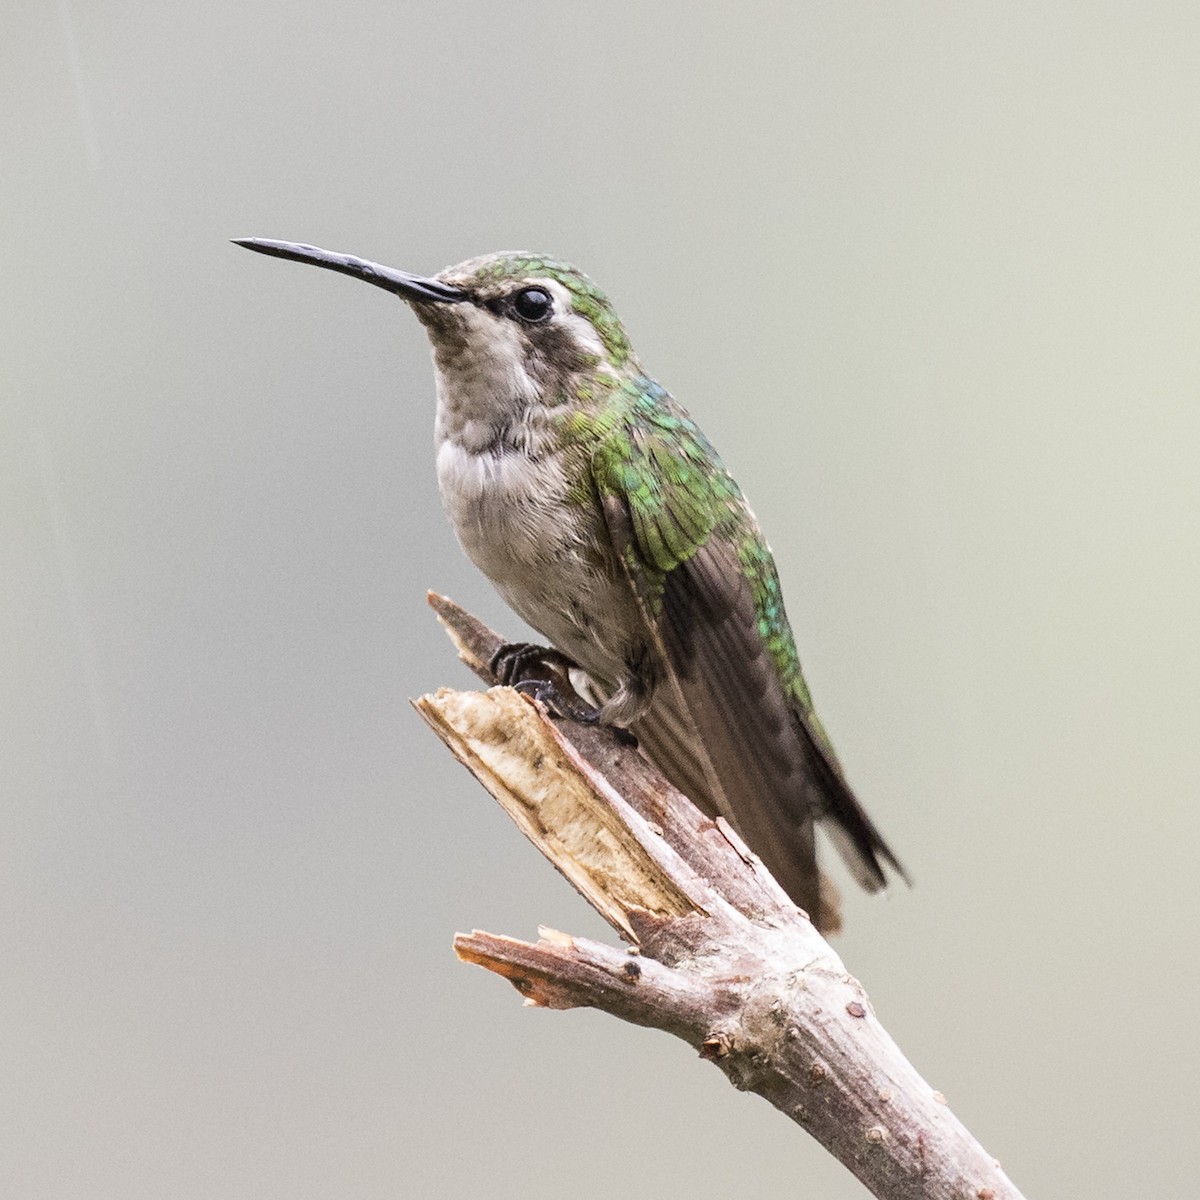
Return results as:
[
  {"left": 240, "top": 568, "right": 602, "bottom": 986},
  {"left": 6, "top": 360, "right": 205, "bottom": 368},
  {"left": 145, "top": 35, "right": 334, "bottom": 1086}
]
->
[{"left": 415, "top": 687, "right": 699, "bottom": 938}]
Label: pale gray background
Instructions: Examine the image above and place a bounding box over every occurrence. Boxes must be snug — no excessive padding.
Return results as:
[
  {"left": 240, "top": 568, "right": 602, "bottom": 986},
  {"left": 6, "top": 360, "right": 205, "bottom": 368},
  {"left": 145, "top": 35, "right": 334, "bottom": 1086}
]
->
[{"left": 4, "top": 3, "right": 1198, "bottom": 1197}]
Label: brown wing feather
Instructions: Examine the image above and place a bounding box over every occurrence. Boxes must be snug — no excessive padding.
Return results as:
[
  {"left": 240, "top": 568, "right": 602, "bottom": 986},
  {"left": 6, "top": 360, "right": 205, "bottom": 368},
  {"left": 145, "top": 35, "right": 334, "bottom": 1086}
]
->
[
  {"left": 644, "top": 539, "right": 838, "bottom": 927},
  {"left": 661, "top": 538, "right": 908, "bottom": 892},
  {"left": 597, "top": 490, "right": 907, "bottom": 932}
]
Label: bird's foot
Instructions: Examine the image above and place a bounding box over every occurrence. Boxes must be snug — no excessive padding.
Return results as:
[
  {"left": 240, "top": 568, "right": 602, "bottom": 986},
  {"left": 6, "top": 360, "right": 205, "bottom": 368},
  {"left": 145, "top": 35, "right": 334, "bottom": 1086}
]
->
[
  {"left": 490, "top": 641, "right": 638, "bottom": 748},
  {"left": 489, "top": 641, "right": 576, "bottom": 687},
  {"left": 510, "top": 677, "right": 599, "bottom": 725}
]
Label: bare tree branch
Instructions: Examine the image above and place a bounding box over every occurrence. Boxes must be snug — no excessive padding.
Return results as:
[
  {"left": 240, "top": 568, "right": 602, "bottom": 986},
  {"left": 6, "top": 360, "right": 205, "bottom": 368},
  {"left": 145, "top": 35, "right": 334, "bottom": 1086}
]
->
[{"left": 415, "top": 593, "right": 1025, "bottom": 1200}]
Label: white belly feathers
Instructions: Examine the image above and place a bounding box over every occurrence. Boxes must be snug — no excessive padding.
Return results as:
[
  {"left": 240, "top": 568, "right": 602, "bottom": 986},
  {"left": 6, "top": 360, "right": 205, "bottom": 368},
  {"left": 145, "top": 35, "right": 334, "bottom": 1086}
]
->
[{"left": 434, "top": 436, "right": 637, "bottom": 680}]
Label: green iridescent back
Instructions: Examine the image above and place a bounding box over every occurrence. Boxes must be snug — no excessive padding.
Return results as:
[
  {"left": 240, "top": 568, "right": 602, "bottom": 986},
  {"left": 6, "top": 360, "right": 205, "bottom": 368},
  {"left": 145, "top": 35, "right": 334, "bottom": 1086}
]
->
[{"left": 579, "top": 373, "right": 829, "bottom": 739}]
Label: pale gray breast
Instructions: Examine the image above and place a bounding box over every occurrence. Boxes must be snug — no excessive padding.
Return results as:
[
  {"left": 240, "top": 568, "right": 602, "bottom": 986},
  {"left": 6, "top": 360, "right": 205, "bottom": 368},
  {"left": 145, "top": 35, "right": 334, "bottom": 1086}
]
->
[{"left": 434, "top": 437, "right": 639, "bottom": 679}]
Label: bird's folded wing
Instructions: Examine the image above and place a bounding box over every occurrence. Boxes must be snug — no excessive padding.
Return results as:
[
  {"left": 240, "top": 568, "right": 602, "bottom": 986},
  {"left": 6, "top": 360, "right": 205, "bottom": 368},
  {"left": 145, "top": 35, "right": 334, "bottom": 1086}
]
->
[{"left": 592, "top": 416, "right": 905, "bottom": 931}]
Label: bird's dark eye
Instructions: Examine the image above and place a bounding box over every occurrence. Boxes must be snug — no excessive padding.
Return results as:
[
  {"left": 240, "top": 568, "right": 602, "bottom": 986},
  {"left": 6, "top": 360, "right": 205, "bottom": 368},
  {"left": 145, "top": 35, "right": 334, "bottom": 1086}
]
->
[{"left": 512, "top": 286, "right": 553, "bottom": 322}]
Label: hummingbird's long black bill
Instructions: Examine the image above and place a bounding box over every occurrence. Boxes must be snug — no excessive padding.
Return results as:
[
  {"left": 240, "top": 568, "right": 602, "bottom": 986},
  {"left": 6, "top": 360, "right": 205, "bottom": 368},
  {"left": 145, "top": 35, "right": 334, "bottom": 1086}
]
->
[{"left": 232, "top": 238, "right": 465, "bottom": 304}]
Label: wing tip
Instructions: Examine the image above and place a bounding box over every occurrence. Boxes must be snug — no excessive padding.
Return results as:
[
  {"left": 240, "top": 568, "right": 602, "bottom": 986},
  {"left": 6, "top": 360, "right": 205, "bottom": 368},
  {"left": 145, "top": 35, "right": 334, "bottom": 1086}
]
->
[{"left": 824, "top": 820, "right": 912, "bottom": 894}]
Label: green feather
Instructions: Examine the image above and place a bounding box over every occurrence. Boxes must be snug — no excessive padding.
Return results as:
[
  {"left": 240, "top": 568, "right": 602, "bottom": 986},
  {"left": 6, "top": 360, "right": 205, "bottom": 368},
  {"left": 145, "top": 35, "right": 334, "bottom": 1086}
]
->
[
  {"left": 591, "top": 379, "right": 736, "bottom": 580},
  {"left": 579, "top": 376, "right": 837, "bottom": 757}
]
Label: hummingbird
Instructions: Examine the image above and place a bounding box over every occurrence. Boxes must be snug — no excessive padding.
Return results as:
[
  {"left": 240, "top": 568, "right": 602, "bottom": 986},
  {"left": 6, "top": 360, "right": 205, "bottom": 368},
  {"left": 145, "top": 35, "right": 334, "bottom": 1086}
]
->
[{"left": 234, "top": 238, "right": 908, "bottom": 932}]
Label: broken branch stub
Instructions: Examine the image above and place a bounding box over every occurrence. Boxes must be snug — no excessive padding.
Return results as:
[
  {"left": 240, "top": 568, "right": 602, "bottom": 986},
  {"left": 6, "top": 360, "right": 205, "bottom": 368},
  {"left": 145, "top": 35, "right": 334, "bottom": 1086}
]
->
[{"left": 415, "top": 593, "right": 1026, "bottom": 1200}]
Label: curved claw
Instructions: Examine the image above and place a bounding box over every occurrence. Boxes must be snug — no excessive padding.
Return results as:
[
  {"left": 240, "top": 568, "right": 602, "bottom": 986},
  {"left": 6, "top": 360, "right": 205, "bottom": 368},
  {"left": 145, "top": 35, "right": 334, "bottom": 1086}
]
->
[
  {"left": 509, "top": 672, "right": 638, "bottom": 748},
  {"left": 512, "top": 676, "right": 600, "bottom": 725}
]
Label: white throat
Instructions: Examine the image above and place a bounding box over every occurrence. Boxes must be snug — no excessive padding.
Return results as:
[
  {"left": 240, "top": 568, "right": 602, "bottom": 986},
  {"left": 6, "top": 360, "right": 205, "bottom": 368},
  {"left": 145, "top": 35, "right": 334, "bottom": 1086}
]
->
[{"left": 429, "top": 307, "right": 542, "bottom": 454}]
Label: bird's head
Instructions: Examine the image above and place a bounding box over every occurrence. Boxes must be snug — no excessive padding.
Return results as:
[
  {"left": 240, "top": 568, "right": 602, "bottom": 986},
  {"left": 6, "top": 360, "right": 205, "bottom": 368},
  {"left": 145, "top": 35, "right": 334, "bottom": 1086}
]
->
[{"left": 235, "top": 240, "right": 637, "bottom": 423}]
